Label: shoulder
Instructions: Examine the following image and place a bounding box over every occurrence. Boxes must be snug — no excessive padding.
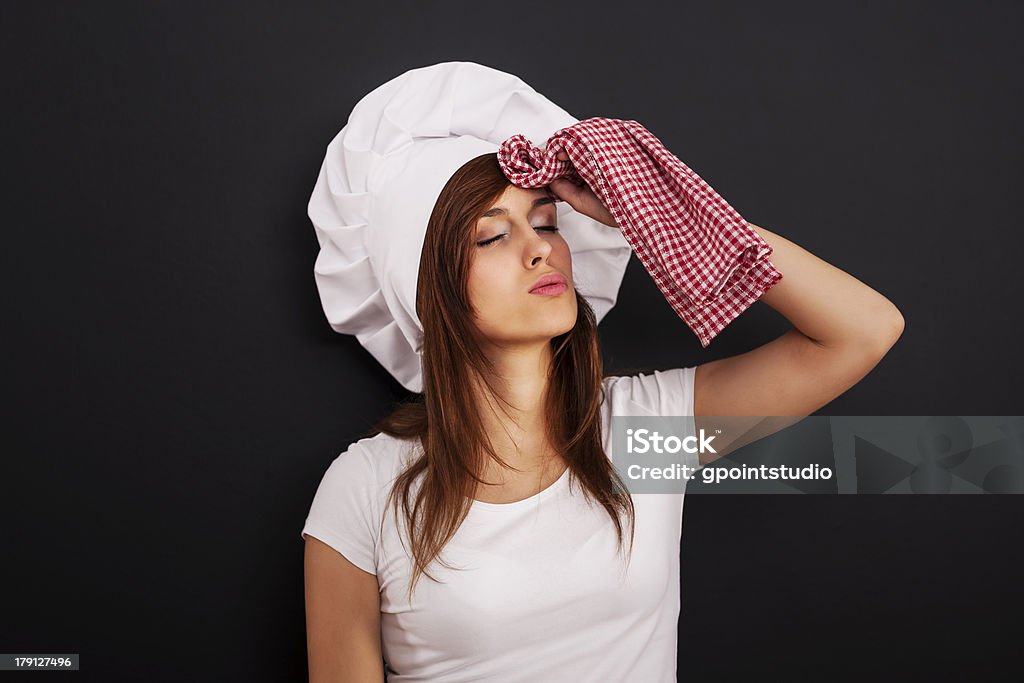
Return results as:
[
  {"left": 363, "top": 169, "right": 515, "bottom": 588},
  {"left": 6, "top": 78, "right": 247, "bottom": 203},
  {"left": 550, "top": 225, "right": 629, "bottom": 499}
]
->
[
  {"left": 302, "top": 432, "right": 419, "bottom": 575},
  {"left": 320, "top": 431, "right": 419, "bottom": 492},
  {"left": 601, "top": 366, "right": 698, "bottom": 417}
]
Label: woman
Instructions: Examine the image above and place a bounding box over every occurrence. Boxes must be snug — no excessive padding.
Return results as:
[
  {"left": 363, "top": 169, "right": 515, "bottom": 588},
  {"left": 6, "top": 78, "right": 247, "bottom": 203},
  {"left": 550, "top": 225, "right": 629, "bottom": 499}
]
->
[
  {"left": 299, "top": 150, "right": 901, "bottom": 683},
  {"left": 302, "top": 63, "right": 904, "bottom": 682}
]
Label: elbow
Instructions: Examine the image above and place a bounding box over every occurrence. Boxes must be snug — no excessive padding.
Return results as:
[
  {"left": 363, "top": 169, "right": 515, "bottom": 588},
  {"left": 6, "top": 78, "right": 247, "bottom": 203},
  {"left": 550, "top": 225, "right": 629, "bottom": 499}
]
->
[
  {"left": 827, "top": 301, "right": 905, "bottom": 358},
  {"left": 891, "top": 309, "right": 906, "bottom": 339},
  {"left": 865, "top": 307, "right": 905, "bottom": 357}
]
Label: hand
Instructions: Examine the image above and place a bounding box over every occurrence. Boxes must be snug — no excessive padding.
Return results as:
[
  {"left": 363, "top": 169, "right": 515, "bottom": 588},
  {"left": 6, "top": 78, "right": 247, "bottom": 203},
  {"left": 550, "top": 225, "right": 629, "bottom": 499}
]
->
[{"left": 546, "top": 150, "right": 619, "bottom": 229}]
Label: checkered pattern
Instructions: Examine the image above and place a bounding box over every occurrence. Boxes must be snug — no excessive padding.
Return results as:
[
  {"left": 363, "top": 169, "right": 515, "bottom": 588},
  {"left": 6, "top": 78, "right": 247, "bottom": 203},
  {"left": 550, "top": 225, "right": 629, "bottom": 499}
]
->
[{"left": 497, "top": 117, "right": 784, "bottom": 347}]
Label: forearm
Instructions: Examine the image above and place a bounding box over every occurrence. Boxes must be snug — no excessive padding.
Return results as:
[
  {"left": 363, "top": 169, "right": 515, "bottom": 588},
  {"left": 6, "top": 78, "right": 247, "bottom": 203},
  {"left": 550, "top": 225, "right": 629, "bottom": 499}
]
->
[{"left": 749, "top": 222, "right": 904, "bottom": 352}]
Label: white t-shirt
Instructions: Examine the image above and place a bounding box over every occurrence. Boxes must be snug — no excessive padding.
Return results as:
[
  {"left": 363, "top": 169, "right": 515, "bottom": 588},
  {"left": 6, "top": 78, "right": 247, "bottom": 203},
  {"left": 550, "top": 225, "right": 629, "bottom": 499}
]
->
[{"left": 301, "top": 367, "right": 698, "bottom": 682}]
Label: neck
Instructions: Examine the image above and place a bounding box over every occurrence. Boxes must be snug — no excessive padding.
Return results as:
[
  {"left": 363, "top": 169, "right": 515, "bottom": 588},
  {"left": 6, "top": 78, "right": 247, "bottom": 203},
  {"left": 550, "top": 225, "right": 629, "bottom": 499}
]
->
[{"left": 473, "top": 339, "right": 557, "bottom": 472}]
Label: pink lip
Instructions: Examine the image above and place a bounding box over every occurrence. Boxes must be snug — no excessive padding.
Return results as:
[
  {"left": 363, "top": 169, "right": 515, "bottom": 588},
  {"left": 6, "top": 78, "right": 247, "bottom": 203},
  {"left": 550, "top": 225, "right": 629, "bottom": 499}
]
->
[{"left": 529, "top": 273, "right": 568, "bottom": 296}]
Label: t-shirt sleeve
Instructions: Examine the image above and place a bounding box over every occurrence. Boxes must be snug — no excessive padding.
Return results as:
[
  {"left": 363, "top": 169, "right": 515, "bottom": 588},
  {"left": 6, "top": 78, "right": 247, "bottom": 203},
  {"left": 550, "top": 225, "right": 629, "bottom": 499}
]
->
[
  {"left": 300, "top": 443, "right": 381, "bottom": 575},
  {"left": 604, "top": 366, "right": 701, "bottom": 473},
  {"left": 606, "top": 366, "right": 697, "bottom": 417}
]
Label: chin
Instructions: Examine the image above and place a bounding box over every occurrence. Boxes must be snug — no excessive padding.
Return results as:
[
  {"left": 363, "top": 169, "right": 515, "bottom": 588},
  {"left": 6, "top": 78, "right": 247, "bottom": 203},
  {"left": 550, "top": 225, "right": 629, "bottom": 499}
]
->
[
  {"left": 537, "top": 312, "right": 578, "bottom": 339},
  {"left": 481, "top": 317, "right": 577, "bottom": 346},
  {"left": 476, "top": 302, "right": 578, "bottom": 344}
]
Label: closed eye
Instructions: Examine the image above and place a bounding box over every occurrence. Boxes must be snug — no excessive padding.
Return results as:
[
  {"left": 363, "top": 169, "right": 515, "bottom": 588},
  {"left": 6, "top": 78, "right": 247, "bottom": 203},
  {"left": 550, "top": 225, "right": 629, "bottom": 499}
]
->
[{"left": 475, "top": 225, "right": 559, "bottom": 247}]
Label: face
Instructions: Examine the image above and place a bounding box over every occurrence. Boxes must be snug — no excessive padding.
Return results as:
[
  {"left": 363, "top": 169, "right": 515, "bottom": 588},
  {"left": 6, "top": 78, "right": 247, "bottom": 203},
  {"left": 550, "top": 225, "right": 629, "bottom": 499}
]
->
[{"left": 468, "top": 185, "right": 577, "bottom": 348}]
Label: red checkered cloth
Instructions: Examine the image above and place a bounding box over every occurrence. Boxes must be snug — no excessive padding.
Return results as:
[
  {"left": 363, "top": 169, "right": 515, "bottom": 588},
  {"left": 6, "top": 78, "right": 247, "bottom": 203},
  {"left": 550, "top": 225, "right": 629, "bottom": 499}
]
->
[{"left": 497, "top": 117, "right": 783, "bottom": 347}]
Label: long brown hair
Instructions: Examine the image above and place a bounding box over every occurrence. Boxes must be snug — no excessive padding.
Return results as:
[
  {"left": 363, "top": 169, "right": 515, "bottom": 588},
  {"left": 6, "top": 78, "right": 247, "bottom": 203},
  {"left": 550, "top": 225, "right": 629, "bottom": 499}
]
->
[{"left": 372, "top": 153, "right": 635, "bottom": 597}]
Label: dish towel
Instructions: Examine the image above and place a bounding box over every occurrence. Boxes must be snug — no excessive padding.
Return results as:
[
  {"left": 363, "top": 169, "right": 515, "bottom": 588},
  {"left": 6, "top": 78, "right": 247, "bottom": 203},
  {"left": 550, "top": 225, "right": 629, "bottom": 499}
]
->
[{"left": 497, "top": 117, "right": 784, "bottom": 348}]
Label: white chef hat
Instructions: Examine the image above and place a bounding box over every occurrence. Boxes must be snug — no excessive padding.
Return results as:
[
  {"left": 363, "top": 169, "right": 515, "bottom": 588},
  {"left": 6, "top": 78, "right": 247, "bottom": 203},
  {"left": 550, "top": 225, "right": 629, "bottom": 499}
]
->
[{"left": 307, "top": 61, "right": 632, "bottom": 393}]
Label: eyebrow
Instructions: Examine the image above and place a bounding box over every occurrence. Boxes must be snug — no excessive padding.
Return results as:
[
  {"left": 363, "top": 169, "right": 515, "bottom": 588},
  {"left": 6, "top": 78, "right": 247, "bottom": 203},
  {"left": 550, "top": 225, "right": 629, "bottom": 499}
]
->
[{"left": 480, "top": 195, "right": 556, "bottom": 218}]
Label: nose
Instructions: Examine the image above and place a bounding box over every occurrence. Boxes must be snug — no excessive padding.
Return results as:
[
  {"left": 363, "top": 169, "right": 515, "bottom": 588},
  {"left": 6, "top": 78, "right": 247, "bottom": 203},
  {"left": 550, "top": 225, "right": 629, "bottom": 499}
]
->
[{"left": 523, "top": 227, "right": 553, "bottom": 268}]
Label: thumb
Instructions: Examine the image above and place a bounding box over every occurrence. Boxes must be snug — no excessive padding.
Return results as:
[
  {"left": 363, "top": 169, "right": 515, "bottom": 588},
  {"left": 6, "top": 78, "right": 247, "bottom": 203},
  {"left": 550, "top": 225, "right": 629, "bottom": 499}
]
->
[
  {"left": 548, "top": 178, "right": 581, "bottom": 205},
  {"left": 548, "top": 177, "right": 571, "bottom": 196}
]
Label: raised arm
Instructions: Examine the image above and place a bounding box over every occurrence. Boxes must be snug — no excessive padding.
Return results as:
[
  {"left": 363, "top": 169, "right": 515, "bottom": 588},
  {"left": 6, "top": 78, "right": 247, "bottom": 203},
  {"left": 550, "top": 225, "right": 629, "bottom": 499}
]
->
[{"left": 695, "top": 222, "right": 904, "bottom": 421}]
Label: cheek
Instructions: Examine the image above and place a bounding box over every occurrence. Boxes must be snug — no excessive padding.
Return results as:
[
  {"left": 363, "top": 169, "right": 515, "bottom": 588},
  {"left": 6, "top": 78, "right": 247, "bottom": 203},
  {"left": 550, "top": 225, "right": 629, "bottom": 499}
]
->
[
  {"left": 552, "top": 239, "right": 574, "bottom": 279},
  {"left": 467, "top": 256, "right": 506, "bottom": 314}
]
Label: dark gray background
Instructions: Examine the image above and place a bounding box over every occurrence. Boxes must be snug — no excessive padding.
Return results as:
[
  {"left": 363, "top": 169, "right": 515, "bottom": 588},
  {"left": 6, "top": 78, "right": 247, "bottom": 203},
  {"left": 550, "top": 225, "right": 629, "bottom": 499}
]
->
[{"left": 3, "top": 1, "right": 1021, "bottom": 680}]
